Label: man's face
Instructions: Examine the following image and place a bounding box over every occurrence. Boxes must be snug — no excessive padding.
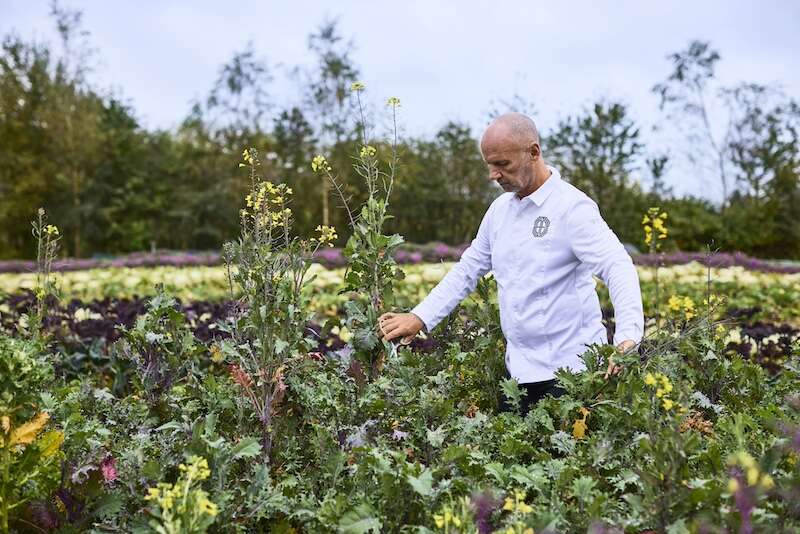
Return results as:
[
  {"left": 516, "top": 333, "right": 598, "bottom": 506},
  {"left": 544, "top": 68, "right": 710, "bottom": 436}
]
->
[{"left": 481, "top": 141, "right": 537, "bottom": 195}]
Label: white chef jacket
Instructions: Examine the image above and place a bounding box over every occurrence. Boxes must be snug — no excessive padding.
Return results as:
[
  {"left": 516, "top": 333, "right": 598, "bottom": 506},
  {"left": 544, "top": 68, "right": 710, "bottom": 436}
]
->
[{"left": 411, "top": 166, "right": 644, "bottom": 383}]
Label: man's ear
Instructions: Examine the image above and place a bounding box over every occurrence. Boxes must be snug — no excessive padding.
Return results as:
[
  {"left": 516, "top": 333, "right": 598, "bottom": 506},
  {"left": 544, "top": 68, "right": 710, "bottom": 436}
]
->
[{"left": 529, "top": 143, "right": 541, "bottom": 161}]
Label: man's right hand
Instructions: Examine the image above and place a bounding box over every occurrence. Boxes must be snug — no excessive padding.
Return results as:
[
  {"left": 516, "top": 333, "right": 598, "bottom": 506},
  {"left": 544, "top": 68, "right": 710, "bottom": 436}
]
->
[{"left": 378, "top": 312, "right": 425, "bottom": 344}]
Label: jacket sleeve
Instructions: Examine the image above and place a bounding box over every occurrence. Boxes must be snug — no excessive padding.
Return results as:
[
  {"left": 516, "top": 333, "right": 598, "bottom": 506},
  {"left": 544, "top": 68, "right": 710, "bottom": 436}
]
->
[
  {"left": 410, "top": 201, "right": 496, "bottom": 332},
  {"left": 566, "top": 197, "right": 644, "bottom": 345}
]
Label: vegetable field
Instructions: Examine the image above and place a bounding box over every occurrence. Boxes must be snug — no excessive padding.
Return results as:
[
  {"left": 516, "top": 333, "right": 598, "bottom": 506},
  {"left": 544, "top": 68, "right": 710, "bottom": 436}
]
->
[{"left": 2, "top": 96, "right": 799, "bottom": 534}]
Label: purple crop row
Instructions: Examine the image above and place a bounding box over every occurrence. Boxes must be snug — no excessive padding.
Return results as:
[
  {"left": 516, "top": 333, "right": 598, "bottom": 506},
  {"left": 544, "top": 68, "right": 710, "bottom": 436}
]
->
[
  {"left": 1, "top": 244, "right": 798, "bottom": 274},
  {"left": 2, "top": 291, "right": 795, "bottom": 378}
]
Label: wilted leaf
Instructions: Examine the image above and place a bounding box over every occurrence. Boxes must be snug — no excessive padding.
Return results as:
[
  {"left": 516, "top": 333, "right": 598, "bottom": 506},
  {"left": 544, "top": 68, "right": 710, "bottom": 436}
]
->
[
  {"left": 572, "top": 418, "right": 588, "bottom": 439},
  {"left": 572, "top": 407, "right": 590, "bottom": 439},
  {"left": 9, "top": 412, "right": 49, "bottom": 446},
  {"left": 38, "top": 430, "right": 64, "bottom": 458}
]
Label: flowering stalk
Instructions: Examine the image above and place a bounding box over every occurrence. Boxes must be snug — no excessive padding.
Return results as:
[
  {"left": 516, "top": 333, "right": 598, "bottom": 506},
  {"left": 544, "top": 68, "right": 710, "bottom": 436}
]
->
[
  {"left": 311, "top": 84, "right": 406, "bottom": 381},
  {"left": 224, "top": 148, "right": 335, "bottom": 462},
  {"left": 642, "top": 207, "right": 668, "bottom": 333},
  {"left": 26, "top": 208, "right": 61, "bottom": 341},
  {"left": 144, "top": 456, "right": 218, "bottom": 533}
]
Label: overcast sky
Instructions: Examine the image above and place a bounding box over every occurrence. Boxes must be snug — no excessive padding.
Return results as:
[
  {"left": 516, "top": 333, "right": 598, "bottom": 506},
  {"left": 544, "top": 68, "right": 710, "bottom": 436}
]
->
[{"left": 3, "top": 0, "right": 799, "bottom": 200}]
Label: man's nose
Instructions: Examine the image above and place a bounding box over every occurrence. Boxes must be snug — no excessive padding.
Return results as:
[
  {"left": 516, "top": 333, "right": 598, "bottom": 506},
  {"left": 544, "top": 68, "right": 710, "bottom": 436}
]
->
[{"left": 489, "top": 169, "right": 502, "bottom": 181}]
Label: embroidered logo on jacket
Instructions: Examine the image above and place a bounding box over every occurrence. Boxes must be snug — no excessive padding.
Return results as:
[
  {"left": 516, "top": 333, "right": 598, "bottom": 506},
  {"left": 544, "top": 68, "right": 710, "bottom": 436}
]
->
[{"left": 532, "top": 216, "right": 550, "bottom": 237}]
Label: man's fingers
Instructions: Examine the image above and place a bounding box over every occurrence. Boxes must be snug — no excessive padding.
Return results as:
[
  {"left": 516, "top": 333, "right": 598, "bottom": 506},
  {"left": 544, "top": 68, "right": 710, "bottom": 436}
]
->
[
  {"left": 604, "top": 359, "right": 616, "bottom": 380},
  {"left": 383, "top": 325, "right": 404, "bottom": 341},
  {"left": 378, "top": 317, "right": 395, "bottom": 335}
]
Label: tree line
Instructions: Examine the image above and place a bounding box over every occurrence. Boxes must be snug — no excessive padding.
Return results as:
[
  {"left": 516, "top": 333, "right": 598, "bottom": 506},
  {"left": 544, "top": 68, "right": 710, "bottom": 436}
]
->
[{"left": 1, "top": 4, "right": 798, "bottom": 260}]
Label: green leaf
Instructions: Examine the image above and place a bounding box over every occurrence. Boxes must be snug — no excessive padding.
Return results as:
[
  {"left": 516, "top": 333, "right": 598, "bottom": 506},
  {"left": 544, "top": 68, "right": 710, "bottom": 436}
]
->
[
  {"left": 549, "top": 431, "right": 576, "bottom": 455},
  {"left": 230, "top": 437, "right": 262, "bottom": 459},
  {"left": 406, "top": 468, "right": 434, "bottom": 497},
  {"left": 500, "top": 377, "right": 526, "bottom": 412},
  {"left": 666, "top": 518, "right": 690, "bottom": 534},
  {"left": 571, "top": 476, "right": 597, "bottom": 504},
  {"left": 386, "top": 234, "right": 404, "bottom": 249},
  {"left": 155, "top": 421, "right": 184, "bottom": 432},
  {"left": 94, "top": 493, "right": 124, "bottom": 519},
  {"left": 484, "top": 462, "right": 506, "bottom": 483},
  {"left": 426, "top": 426, "right": 445, "bottom": 448},
  {"left": 274, "top": 338, "right": 289, "bottom": 355},
  {"left": 338, "top": 503, "right": 382, "bottom": 533},
  {"left": 509, "top": 464, "right": 546, "bottom": 488}
]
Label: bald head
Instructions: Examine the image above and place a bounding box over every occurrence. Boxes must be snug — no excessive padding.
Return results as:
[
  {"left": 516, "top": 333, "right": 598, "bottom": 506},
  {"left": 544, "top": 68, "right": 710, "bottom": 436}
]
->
[
  {"left": 481, "top": 113, "right": 541, "bottom": 153},
  {"left": 480, "top": 113, "right": 550, "bottom": 197}
]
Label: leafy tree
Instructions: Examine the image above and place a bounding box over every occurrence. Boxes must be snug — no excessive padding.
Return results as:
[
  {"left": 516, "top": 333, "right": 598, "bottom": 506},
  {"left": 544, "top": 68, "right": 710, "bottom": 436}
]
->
[
  {"left": 652, "top": 40, "right": 733, "bottom": 203},
  {"left": 546, "top": 101, "right": 648, "bottom": 244},
  {"left": 303, "top": 19, "right": 360, "bottom": 226}
]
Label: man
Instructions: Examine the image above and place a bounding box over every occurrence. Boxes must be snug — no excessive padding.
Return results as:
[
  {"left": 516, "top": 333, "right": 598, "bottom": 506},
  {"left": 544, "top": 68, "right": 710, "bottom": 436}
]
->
[{"left": 379, "top": 112, "right": 644, "bottom": 414}]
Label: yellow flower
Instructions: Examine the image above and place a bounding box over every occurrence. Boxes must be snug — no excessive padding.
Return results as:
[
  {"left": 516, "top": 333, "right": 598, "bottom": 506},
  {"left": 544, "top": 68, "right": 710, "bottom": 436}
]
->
[
  {"left": 386, "top": 96, "right": 401, "bottom": 107},
  {"left": 452, "top": 516, "right": 462, "bottom": 527},
  {"left": 199, "top": 496, "right": 219, "bottom": 517},
  {"left": 662, "top": 398, "right": 674, "bottom": 410},
  {"left": 434, "top": 514, "right": 444, "bottom": 528},
  {"left": 517, "top": 501, "right": 533, "bottom": 514},
  {"left": 350, "top": 81, "right": 366, "bottom": 91},
  {"left": 360, "top": 145, "right": 377, "bottom": 158},
  {"left": 644, "top": 373, "right": 657, "bottom": 386},
  {"left": 760, "top": 474, "right": 774, "bottom": 490},
  {"left": 45, "top": 224, "right": 59, "bottom": 236},
  {"left": 668, "top": 295, "right": 682, "bottom": 312},
  {"left": 311, "top": 155, "right": 332, "bottom": 173},
  {"left": 746, "top": 467, "right": 759, "bottom": 486},
  {"left": 241, "top": 148, "right": 258, "bottom": 166},
  {"left": 642, "top": 207, "right": 668, "bottom": 249},
  {"left": 503, "top": 497, "right": 514, "bottom": 511},
  {"left": 735, "top": 451, "right": 756, "bottom": 470},
  {"left": 683, "top": 297, "right": 696, "bottom": 320},
  {"left": 316, "top": 225, "right": 338, "bottom": 245}
]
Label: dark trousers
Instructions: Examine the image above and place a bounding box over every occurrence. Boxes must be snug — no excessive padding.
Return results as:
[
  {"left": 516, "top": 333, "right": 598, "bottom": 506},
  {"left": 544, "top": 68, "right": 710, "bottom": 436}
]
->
[{"left": 499, "top": 379, "right": 566, "bottom": 416}]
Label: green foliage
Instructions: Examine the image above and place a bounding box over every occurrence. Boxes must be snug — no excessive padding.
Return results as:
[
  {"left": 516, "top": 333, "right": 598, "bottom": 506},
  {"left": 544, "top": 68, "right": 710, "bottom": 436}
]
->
[
  {"left": 115, "top": 286, "right": 204, "bottom": 407},
  {"left": 0, "top": 335, "right": 60, "bottom": 534},
  {"left": 218, "top": 147, "right": 329, "bottom": 463},
  {"left": 0, "top": 335, "right": 52, "bottom": 417},
  {"left": 323, "top": 84, "right": 406, "bottom": 381},
  {"left": 2, "top": 14, "right": 800, "bottom": 258}
]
